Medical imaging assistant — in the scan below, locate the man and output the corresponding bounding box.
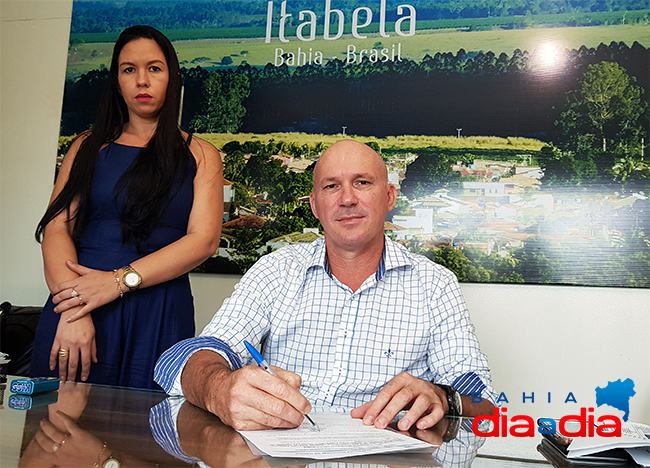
[155,140,497,431]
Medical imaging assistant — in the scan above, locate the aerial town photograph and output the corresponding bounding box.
[59,0,649,287]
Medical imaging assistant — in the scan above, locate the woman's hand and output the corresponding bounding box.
[34,411,106,467]
[49,310,97,381]
[52,261,121,322]
[48,381,92,423]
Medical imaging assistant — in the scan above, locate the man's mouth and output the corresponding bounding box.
[336,213,365,223]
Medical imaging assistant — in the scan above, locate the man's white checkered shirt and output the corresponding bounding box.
[155,236,498,408]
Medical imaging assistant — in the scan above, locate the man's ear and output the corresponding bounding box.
[309,192,320,219]
[386,184,397,212]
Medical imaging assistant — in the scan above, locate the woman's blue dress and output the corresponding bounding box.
[31,142,197,389]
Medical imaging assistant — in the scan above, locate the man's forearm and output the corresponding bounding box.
[181,350,232,414]
[460,395,495,417]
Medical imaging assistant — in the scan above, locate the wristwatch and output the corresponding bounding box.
[441,413,461,442]
[437,384,463,417]
[102,456,121,468]
[121,265,142,291]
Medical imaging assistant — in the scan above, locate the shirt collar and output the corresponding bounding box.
[307,237,329,274]
[381,236,414,276]
[308,236,413,281]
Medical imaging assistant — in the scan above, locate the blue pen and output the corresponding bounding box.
[244,340,320,431]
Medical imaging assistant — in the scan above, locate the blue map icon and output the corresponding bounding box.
[595,378,636,422]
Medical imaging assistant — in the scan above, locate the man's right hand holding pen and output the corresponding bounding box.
[181,346,461,433]
[181,348,313,431]
[243,341,320,431]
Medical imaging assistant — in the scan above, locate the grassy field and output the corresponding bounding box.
[65,23,649,78]
[58,133,545,154]
[69,9,648,43]
[196,132,546,152]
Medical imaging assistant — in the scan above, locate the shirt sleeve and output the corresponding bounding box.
[427,269,499,407]
[433,423,487,467]
[149,397,201,464]
[154,336,243,395]
[154,254,283,395]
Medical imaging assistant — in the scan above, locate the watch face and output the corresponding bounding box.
[104,459,120,468]
[453,391,463,415]
[124,272,139,287]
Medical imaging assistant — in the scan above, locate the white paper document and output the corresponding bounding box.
[627,446,650,468]
[237,412,437,460]
[568,421,650,458]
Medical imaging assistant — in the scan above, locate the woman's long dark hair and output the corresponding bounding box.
[36,25,191,253]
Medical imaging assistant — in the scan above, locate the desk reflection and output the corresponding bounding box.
[17,382,185,467]
[150,397,487,468]
[15,382,487,468]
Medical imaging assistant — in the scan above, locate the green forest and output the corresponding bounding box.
[70,0,649,37]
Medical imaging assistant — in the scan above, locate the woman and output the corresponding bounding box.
[31,25,223,389]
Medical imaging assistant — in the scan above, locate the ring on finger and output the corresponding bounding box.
[58,348,69,358]
[78,296,84,305]
[52,433,69,452]
[71,289,79,298]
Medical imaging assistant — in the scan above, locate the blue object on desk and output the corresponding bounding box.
[243,340,320,431]
[10,377,60,395]
[8,391,59,410]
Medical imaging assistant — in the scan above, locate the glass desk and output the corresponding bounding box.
[0,378,634,468]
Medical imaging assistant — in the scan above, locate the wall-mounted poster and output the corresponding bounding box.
[60,0,649,287]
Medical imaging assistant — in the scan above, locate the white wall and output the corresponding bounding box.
[462,283,649,424]
[1,0,72,305]
[2,0,648,425]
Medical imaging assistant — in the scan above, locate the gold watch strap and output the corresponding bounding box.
[121,264,141,291]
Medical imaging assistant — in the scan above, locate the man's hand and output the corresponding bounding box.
[393,417,449,447]
[178,401,271,468]
[350,372,448,431]
[182,350,313,431]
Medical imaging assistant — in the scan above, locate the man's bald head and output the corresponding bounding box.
[313,140,387,186]
[309,139,396,256]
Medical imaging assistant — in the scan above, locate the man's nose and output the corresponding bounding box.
[339,184,357,205]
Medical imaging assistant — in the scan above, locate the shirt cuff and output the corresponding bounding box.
[149,397,201,465]
[154,336,243,395]
[452,372,499,407]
